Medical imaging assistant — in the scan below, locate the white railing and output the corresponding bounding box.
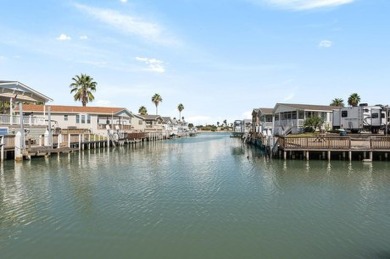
[275,119,304,128]
[0,115,47,126]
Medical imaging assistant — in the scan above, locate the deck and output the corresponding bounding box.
[276,135,390,161]
[1,132,153,160]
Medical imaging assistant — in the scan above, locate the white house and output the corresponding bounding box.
[273,103,337,135]
[17,104,145,135]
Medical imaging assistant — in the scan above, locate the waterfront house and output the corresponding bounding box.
[17,104,144,135]
[0,81,53,130]
[273,103,337,135]
[142,115,164,132]
[162,116,174,137]
[252,108,274,136]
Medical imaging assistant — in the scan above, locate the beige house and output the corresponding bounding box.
[142,115,164,132]
[252,108,273,136]
[18,104,145,134]
[273,103,337,135]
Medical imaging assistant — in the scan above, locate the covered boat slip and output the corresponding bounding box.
[277,135,390,161]
[0,80,53,127]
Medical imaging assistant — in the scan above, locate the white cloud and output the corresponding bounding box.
[136,57,165,73]
[120,0,128,3]
[80,35,88,40]
[253,0,354,10]
[56,33,71,41]
[74,3,179,45]
[319,40,333,48]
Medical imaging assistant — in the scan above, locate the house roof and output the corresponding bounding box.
[18,104,133,116]
[143,115,163,121]
[0,81,53,103]
[258,108,273,115]
[162,116,173,123]
[274,103,338,112]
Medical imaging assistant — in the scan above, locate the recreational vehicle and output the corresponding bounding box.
[333,104,383,133]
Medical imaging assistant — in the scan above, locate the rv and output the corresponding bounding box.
[333,104,383,133]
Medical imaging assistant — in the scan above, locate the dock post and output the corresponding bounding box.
[44,130,50,146]
[68,134,71,148]
[369,151,373,161]
[79,134,82,150]
[284,151,287,160]
[15,131,23,161]
[349,151,352,161]
[328,151,331,161]
[306,151,310,161]
[0,137,3,161]
[88,134,91,150]
[58,134,63,148]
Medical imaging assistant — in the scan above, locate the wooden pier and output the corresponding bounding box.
[1,131,165,161]
[276,135,390,161]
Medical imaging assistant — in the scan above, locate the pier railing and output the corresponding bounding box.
[278,135,390,150]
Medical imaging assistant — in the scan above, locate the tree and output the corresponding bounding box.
[223,119,227,126]
[217,121,220,127]
[138,106,148,116]
[151,93,162,115]
[304,116,324,132]
[70,74,97,106]
[188,123,194,129]
[348,93,361,107]
[177,103,184,120]
[330,98,345,107]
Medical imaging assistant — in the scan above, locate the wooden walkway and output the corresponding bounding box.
[1,132,158,161]
[277,135,390,161]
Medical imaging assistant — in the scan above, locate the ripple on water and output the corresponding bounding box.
[1,135,390,258]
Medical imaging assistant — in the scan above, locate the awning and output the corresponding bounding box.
[0,80,53,103]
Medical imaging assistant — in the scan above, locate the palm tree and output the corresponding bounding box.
[348,93,361,107]
[223,119,227,126]
[330,98,345,107]
[151,93,162,115]
[177,103,184,120]
[70,74,97,106]
[138,106,148,116]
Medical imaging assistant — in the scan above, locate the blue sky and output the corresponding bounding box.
[1,0,389,125]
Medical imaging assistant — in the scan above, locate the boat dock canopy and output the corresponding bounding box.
[0,80,53,103]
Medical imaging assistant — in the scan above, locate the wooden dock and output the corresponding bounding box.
[1,131,164,161]
[276,135,390,161]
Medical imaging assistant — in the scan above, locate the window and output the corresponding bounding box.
[87,115,91,124]
[81,115,85,124]
[372,113,379,119]
[76,115,80,123]
[298,111,304,119]
[341,111,348,117]
[139,120,143,125]
[64,115,68,121]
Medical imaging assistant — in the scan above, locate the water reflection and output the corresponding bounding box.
[0,134,390,258]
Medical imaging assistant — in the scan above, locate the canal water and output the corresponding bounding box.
[1,133,390,258]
